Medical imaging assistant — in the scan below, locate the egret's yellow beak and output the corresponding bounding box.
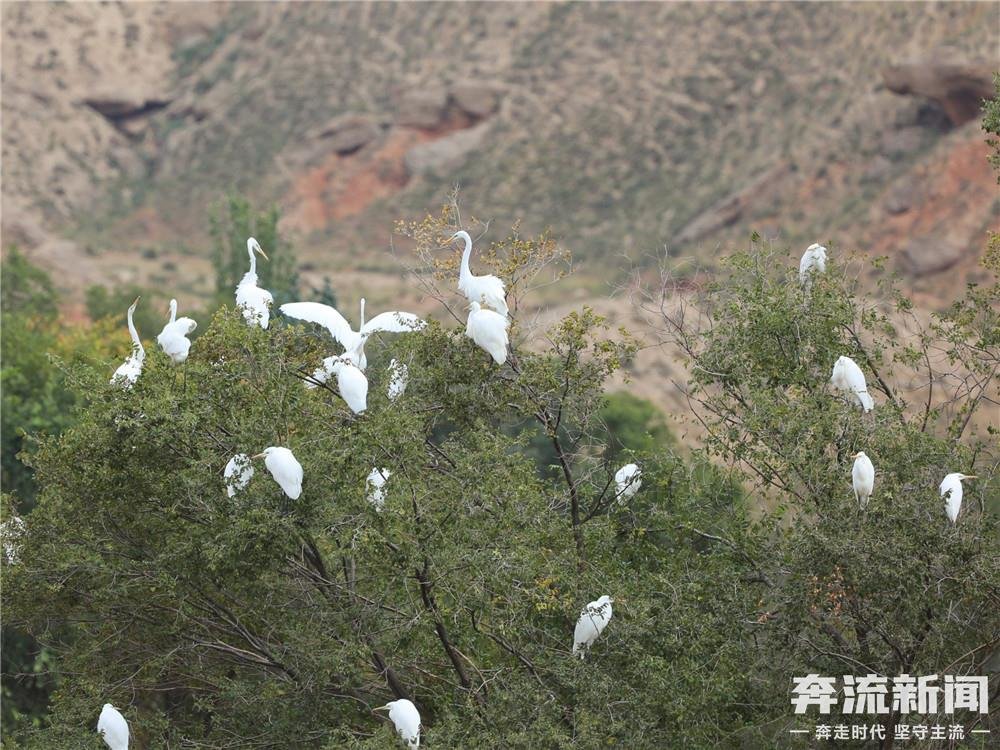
[250,452,265,460]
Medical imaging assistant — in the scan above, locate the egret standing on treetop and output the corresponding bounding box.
[279,299,425,371]
[466,301,509,365]
[573,595,614,659]
[387,359,409,401]
[224,454,254,498]
[940,472,977,524]
[851,452,875,509]
[614,463,642,502]
[111,297,144,388]
[366,468,391,511]
[236,238,273,329]
[157,298,197,364]
[831,356,874,413]
[374,699,421,748]
[97,703,129,750]
[451,230,509,317]
[799,243,828,287]
[251,447,303,500]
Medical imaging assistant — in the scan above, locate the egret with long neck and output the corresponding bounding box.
[236,238,273,329]
[452,230,509,318]
[111,297,145,388]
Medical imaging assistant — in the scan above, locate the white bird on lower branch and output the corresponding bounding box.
[573,595,614,659]
[374,698,421,748]
[251,447,303,500]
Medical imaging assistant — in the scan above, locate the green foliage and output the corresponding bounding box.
[209,194,299,308]
[4,220,998,748]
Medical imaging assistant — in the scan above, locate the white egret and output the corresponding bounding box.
[97,703,129,750]
[451,230,509,317]
[573,595,614,659]
[614,463,642,502]
[251,447,303,500]
[236,238,273,329]
[280,300,424,371]
[374,699,421,748]
[157,298,197,364]
[940,472,977,524]
[799,243,828,287]
[366,468,391,511]
[224,453,254,498]
[851,451,875,509]
[831,356,874,413]
[387,359,409,401]
[110,297,144,388]
[465,301,509,365]
[1,514,26,564]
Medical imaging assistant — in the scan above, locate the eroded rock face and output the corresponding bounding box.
[404,121,490,175]
[900,235,967,276]
[313,113,381,155]
[450,80,500,119]
[882,56,996,126]
[395,87,449,128]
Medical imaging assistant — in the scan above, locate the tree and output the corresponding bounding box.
[638,237,999,746]
[4,205,997,748]
[210,194,299,309]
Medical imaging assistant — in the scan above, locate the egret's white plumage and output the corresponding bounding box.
[799,243,828,286]
[252,447,303,500]
[236,238,273,329]
[940,472,976,524]
[366,468,391,511]
[111,297,145,388]
[573,595,614,659]
[279,300,424,371]
[614,463,642,502]
[387,359,409,401]
[831,356,874,412]
[97,703,129,750]
[375,699,421,748]
[465,301,509,365]
[452,230,509,317]
[157,299,197,364]
[1,514,26,564]
[224,453,254,498]
[851,452,875,509]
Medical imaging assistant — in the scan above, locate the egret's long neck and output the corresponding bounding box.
[247,247,257,277]
[359,298,366,329]
[169,300,177,323]
[127,308,144,357]
[459,233,473,280]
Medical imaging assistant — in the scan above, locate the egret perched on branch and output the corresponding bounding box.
[940,472,977,524]
[615,463,642,502]
[157,298,197,364]
[831,356,874,413]
[451,230,509,317]
[366,468,391,511]
[224,454,254,498]
[236,238,273,329]
[111,297,144,388]
[799,243,828,287]
[97,703,129,750]
[280,299,425,371]
[251,447,303,500]
[307,348,369,413]
[851,452,875,509]
[387,359,409,401]
[1,514,25,564]
[573,595,614,659]
[374,699,421,748]
[466,301,509,365]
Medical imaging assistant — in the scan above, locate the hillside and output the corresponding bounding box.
[2,2,997,312]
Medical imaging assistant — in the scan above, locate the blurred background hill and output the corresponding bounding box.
[2,1,997,418]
